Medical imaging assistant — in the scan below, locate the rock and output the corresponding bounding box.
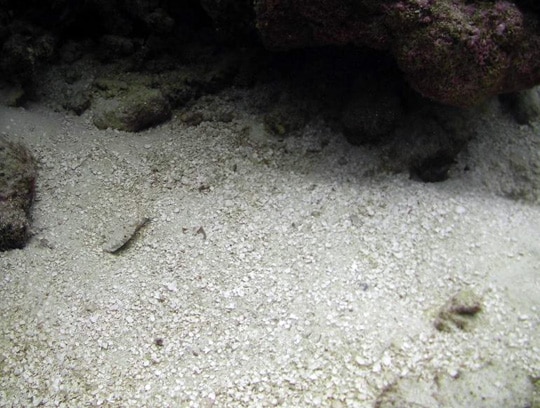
[93,86,171,132]
[0,29,56,81]
[375,363,534,408]
[2,1,540,108]
[385,0,537,106]
[62,88,91,115]
[500,86,540,125]
[252,0,540,107]
[0,201,32,251]
[89,58,239,132]
[0,139,37,251]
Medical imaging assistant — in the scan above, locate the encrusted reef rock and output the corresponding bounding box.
[1,0,540,108]
[93,86,171,132]
[386,1,540,107]
[0,28,56,82]
[252,0,540,107]
[0,139,37,251]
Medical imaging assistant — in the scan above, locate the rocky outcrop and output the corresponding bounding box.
[0,26,56,82]
[1,0,539,108]
[0,139,36,251]
[253,0,540,107]
[92,84,171,132]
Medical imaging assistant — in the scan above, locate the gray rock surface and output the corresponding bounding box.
[93,86,171,132]
[0,138,36,250]
[252,0,540,106]
[2,0,539,108]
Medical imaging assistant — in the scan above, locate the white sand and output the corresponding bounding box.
[0,92,539,407]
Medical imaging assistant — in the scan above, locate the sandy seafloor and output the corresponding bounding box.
[0,90,539,407]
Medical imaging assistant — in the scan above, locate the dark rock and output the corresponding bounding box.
[93,86,171,132]
[385,0,537,106]
[2,0,539,109]
[0,139,37,251]
[0,29,56,81]
[0,201,32,251]
[62,88,91,115]
[252,0,540,107]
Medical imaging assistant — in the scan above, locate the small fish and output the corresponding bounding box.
[103,216,150,253]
